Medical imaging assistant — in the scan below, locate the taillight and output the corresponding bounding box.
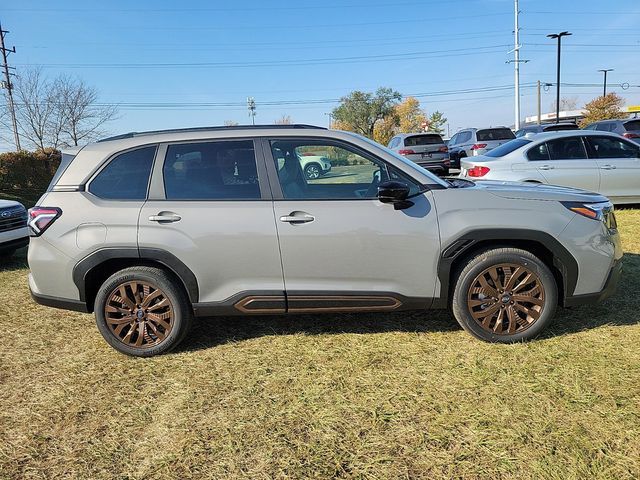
[623,132,640,139]
[28,207,62,236]
[439,146,449,153]
[466,166,490,177]
[398,149,415,155]
[470,143,488,150]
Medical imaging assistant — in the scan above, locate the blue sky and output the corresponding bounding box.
[1,0,639,148]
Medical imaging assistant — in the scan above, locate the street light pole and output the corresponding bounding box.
[598,69,613,97]
[547,31,571,124]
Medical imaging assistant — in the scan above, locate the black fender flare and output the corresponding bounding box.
[434,228,578,308]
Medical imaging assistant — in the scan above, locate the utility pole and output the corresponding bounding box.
[0,22,20,150]
[537,80,541,125]
[247,97,256,125]
[513,0,521,130]
[547,31,571,124]
[598,69,613,97]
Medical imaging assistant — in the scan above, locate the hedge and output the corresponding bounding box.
[0,149,61,207]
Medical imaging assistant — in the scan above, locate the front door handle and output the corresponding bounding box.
[538,164,554,170]
[279,211,315,224]
[149,212,182,223]
[600,164,617,170]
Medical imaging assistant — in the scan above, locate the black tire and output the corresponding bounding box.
[94,266,193,357]
[304,163,322,179]
[451,248,557,343]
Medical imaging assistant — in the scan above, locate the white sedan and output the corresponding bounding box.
[459,130,640,204]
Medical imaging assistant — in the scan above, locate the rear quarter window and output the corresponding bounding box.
[476,128,516,141]
[624,120,640,131]
[89,146,157,200]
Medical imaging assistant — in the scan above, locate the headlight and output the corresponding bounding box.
[561,201,616,228]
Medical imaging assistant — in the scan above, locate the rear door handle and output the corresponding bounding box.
[279,211,315,224]
[538,164,554,170]
[600,164,617,170]
[149,212,182,223]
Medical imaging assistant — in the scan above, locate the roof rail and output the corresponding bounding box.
[97,124,326,142]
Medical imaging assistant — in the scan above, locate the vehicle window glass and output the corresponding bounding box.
[485,139,531,157]
[544,124,579,131]
[404,134,443,146]
[387,137,396,148]
[595,123,611,131]
[583,123,597,130]
[527,143,550,161]
[449,133,458,145]
[458,131,472,143]
[89,146,156,200]
[546,137,587,160]
[624,120,640,132]
[476,128,516,141]
[163,140,260,200]
[270,140,420,200]
[587,136,640,159]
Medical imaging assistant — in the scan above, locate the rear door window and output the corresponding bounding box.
[546,137,588,160]
[527,143,550,161]
[624,120,640,132]
[476,128,516,141]
[163,140,261,200]
[89,146,157,200]
[403,134,443,146]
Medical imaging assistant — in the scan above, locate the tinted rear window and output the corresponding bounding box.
[89,146,156,200]
[543,124,579,131]
[404,134,443,146]
[476,128,516,141]
[624,120,640,131]
[485,139,531,157]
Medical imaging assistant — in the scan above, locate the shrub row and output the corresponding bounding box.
[0,149,61,206]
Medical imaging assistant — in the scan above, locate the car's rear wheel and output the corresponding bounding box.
[304,163,321,179]
[94,266,193,357]
[451,248,557,343]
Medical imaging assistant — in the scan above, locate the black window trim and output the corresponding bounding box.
[86,144,159,201]
[259,136,425,202]
[155,137,272,202]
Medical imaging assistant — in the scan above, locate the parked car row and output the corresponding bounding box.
[0,200,29,258]
[459,130,640,204]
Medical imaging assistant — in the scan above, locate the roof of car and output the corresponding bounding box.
[395,132,443,137]
[526,130,623,140]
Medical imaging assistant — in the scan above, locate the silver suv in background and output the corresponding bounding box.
[28,125,622,356]
[387,132,450,175]
[515,122,579,137]
[583,118,640,144]
[448,127,516,167]
[0,200,28,258]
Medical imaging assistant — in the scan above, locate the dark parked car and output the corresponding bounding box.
[515,122,579,137]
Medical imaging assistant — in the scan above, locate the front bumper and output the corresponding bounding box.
[564,257,622,307]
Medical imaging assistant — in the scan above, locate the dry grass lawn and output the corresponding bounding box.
[1,210,639,479]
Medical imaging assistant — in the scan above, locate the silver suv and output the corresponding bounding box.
[448,127,516,167]
[28,125,622,356]
[387,133,450,175]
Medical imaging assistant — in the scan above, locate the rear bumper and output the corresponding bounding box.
[29,272,89,313]
[564,258,622,307]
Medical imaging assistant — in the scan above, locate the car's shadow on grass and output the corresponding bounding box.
[180,253,640,352]
[0,247,28,273]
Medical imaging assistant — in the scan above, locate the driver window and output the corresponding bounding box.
[270,140,419,200]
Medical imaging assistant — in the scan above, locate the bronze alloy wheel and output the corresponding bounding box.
[467,263,545,335]
[104,281,174,349]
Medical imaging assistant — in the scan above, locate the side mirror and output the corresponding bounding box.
[377,181,413,210]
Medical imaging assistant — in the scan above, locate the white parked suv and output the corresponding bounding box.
[459,131,640,204]
[0,200,29,258]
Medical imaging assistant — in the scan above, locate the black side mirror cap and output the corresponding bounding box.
[378,180,410,204]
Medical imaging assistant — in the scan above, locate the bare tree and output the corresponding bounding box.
[274,114,292,125]
[550,96,579,112]
[55,76,118,146]
[13,68,59,150]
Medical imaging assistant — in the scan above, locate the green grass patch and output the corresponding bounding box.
[1,211,639,479]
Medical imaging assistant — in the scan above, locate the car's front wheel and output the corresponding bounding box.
[451,248,557,343]
[94,266,193,357]
[304,163,321,179]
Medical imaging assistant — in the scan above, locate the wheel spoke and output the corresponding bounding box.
[493,308,505,333]
[118,286,136,310]
[148,298,169,311]
[504,266,524,291]
[107,315,134,325]
[477,275,499,298]
[512,273,533,293]
[141,289,163,308]
[471,302,501,320]
[512,295,544,306]
[487,267,503,290]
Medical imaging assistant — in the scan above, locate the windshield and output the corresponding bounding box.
[484,138,531,157]
[349,133,449,188]
[477,128,516,141]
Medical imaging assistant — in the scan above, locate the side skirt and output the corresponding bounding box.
[192,291,434,317]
